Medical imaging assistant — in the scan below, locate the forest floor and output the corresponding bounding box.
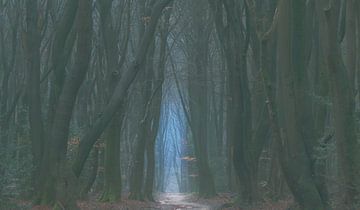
[12,193,292,209]
[77,193,232,210]
[77,193,292,210]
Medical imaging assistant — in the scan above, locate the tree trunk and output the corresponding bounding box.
[25,0,45,197]
[100,116,122,202]
[98,0,126,202]
[38,0,92,207]
[72,0,173,177]
[144,8,170,199]
[80,146,99,198]
[345,0,356,90]
[187,1,216,197]
[46,0,79,128]
[275,1,326,209]
[209,0,260,203]
[129,34,156,200]
[324,1,360,206]
[128,118,147,200]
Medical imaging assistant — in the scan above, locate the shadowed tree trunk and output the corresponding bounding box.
[244,0,329,208]
[97,0,129,202]
[6,0,360,209]
[275,1,326,209]
[80,146,99,198]
[128,73,151,200]
[35,0,80,204]
[46,0,79,128]
[143,76,162,201]
[324,1,360,207]
[128,4,156,196]
[209,0,256,204]
[38,0,93,207]
[186,0,216,198]
[345,0,356,90]
[72,0,173,178]
[144,7,171,200]
[100,115,122,202]
[25,0,45,196]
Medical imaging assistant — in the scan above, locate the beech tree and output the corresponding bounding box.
[1,0,360,209]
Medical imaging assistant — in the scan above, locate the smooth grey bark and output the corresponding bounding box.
[129,1,153,200]
[246,0,328,208]
[345,0,356,90]
[209,0,256,203]
[275,1,325,209]
[144,7,171,198]
[47,0,79,127]
[129,72,151,200]
[324,1,360,206]
[143,16,169,198]
[186,0,216,198]
[25,0,45,196]
[73,0,173,177]
[0,1,21,197]
[100,116,122,202]
[38,0,93,207]
[98,0,128,202]
[80,146,99,197]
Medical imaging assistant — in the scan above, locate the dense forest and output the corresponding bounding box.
[0,0,359,209]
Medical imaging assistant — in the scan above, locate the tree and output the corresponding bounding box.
[37,0,93,207]
[185,0,216,198]
[275,1,326,209]
[97,0,129,202]
[209,0,260,203]
[72,0,173,178]
[324,0,360,207]
[2,0,360,209]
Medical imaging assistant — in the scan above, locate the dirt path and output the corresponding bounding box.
[27,193,231,209]
[76,193,227,209]
[158,193,216,209]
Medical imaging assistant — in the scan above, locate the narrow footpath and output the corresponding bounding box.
[159,193,217,210]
